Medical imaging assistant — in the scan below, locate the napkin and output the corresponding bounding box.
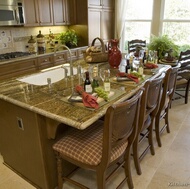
[116,72,139,83]
[75,85,99,109]
[144,63,158,69]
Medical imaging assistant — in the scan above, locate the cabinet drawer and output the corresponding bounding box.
[68,50,78,60]
[53,53,67,63]
[37,55,53,69]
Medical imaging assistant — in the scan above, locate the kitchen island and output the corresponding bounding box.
[0,61,169,189]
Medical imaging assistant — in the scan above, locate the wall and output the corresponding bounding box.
[0,26,69,54]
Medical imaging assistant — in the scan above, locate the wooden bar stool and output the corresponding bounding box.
[52,90,143,189]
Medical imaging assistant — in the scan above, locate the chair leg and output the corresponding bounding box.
[56,154,63,189]
[185,82,190,104]
[165,107,170,133]
[97,169,106,189]
[155,114,162,147]
[124,146,134,189]
[132,135,142,175]
[148,122,155,155]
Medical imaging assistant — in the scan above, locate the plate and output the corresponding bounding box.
[159,59,178,66]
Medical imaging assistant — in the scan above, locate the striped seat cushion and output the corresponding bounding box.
[53,120,128,166]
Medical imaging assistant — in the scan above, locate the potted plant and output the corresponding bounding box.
[148,34,179,60]
[58,29,78,48]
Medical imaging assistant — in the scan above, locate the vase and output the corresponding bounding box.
[108,39,122,69]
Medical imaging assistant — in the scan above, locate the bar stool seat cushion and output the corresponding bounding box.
[53,120,128,166]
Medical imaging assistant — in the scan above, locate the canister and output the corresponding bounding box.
[28,35,36,53]
[37,30,46,54]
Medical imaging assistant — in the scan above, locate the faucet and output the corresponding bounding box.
[54,44,73,76]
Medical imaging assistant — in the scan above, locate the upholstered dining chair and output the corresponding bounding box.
[128,39,146,54]
[175,50,190,104]
[155,66,179,147]
[53,90,143,189]
[133,73,165,175]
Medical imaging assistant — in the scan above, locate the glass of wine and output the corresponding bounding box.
[99,68,110,85]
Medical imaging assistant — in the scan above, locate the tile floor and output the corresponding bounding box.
[0,96,190,189]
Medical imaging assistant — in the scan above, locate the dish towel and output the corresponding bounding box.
[116,72,139,83]
[75,85,99,109]
[144,63,158,69]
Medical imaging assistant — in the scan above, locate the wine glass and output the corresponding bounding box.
[132,57,140,72]
[99,68,110,83]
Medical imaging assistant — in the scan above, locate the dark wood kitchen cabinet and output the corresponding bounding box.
[52,0,76,25]
[0,58,37,80]
[88,0,114,45]
[75,0,114,46]
[23,0,53,26]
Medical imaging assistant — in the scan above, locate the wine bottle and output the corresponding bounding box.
[91,67,99,92]
[84,71,92,93]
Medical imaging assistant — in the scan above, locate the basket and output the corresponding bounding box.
[83,37,108,63]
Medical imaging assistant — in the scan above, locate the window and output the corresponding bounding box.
[123,0,154,52]
[122,0,190,52]
[162,0,190,46]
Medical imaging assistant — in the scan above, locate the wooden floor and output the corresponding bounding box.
[0,95,190,189]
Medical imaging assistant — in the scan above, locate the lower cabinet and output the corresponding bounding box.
[0,100,75,189]
[0,47,87,81]
[0,58,37,80]
[0,100,54,189]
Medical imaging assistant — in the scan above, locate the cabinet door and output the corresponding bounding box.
[38,0,53,25]
[88,8,101,45]
[101,9,114,42]
[65,0,76,25]
[88,0,114,8]
[88,0,101,7]
[53,0,66,25]
[102,0,114,8]
[23,0,40,26]
[53,0,75,25]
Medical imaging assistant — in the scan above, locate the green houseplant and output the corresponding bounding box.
[58,29,78,47]
[148,34,179,60]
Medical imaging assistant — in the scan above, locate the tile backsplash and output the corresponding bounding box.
[0,26,68,54]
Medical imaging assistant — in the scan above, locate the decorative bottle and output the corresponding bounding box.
[84,71,92,93]
[108,39,122,69]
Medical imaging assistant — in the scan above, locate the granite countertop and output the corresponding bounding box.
[0,62,169,131]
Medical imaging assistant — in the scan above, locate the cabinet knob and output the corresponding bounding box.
[44,59,48,62]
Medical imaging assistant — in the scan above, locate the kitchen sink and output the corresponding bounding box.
[17,64,83,86]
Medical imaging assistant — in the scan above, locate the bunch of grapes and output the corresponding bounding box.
[94,87,109,101]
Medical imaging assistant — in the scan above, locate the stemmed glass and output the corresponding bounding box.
[99,68,110,83]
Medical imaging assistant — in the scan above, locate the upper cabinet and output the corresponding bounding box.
[88,0,115,45]
[52,0,76,25]
[24,0,53,26]
[23,0,75,26]
[88,0,114,8]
